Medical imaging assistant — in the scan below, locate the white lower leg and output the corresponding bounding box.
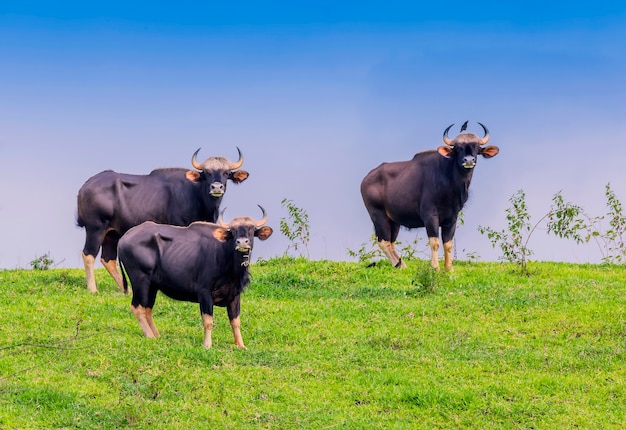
[378,240,405,268]
[230,316,245,349]
[443,240,454,271]
[391,246,407,268]
[131,305,157,338]
[202,314,214,349]
[145,307,160,338]
[429,237,440,270]
[82,253,98,293]
[101,258,125,292]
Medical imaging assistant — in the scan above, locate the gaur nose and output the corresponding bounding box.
[210,182,225,193]
[464,156,476,164]
[236,238,251,248]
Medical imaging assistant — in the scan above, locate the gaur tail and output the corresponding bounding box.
[118,260,129,294]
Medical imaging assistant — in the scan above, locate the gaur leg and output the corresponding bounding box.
[443,241,453,271]
[370,210,406,268]
[82,253,97,293]
[428,237,441,270]
[378,240,395,265]
[144,307,160,338]
[130,278,159,338]
[378,240,406,268]
[82,226,107,293]
[202,314,214,349]
[229,317,244,349]
[143,288,160,337]
[131,304,158,338]
[425,221,441,271]
[101,232,125,292]
[199,291,215,349]
[227,296,245,349]
[441,222,457,271]
[387,223,406,268]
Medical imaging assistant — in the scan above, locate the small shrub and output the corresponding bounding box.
[603,183,626,263]
[398,234,424,261]
[346,234,385,263]
[280,198,311,258]
[545,191,586,244]
[411,261,439,294]
[30,253,55,271]
[479,190,533,275]
[480,185,626,273]
[547,184,626,264]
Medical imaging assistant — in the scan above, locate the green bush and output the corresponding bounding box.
[29,253,55,270]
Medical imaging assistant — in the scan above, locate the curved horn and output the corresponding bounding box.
[217,208,229,228]
[191,148,203,170]
[477,122,490,145]
[230,147,244,170]
[255,205,268,227]
[443,124,455,146]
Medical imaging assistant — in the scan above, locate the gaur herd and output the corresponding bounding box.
[77,121,499,348]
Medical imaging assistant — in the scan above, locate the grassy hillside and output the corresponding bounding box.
[1,259,624,429]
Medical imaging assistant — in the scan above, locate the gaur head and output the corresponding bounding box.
[437,122,499,169]
[185,147,249,197]
[214,205,273,253]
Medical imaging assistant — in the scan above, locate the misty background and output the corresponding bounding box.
[1,2,626,269]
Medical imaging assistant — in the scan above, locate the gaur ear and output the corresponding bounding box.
[212,228,231,242]
[186,170,202,182]
[230,170,249,183]
[255,226,273,241]
[480,145,499,159]
[437,146,453,158]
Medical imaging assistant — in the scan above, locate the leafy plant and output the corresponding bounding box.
[602,183,626,263]
[545,191,586,243]
[346,233,385,263]
[480,185,626,273]
[547,184,626,264]
[398,234,424,261]
[411,260,440,294]
[279,198,311,258]
[479,190,533,274]
[29,252,55,270]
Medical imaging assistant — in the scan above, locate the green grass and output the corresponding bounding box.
[1,258,624,428]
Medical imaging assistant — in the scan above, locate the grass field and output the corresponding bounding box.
[1,258,624,428]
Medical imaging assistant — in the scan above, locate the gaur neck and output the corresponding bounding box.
[443,158,474,206]
[446,158,474,185]
[232,251,251,293]
[203,197,222,223]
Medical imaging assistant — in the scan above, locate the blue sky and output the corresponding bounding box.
[1,2,626,268]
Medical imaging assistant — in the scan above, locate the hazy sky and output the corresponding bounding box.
[1,1,626,268]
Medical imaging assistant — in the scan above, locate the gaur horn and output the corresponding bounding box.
[443,124,455,146]
[191,148,203,170]
[477,122,490,145]
[218,208,229,229]
[255,205,268,227]
[230,147,244,170]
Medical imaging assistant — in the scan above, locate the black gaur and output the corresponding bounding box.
[361,122,499,270]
